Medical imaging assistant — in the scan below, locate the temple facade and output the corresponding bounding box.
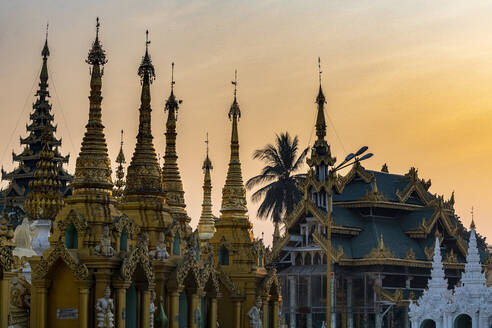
[271,80,492,328]
[0,33,72,226]
[0,19,280,328]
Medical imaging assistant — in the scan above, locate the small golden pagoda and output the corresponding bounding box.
[197,136,215,245]
[209,72,281,328]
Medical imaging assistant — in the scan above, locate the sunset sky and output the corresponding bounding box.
[1,1,491,245]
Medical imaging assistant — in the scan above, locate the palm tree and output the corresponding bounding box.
[246,132,309,227]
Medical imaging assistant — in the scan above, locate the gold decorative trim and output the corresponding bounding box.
[364,234,395,259]
[32,239,89,280]
[120,235,155,285]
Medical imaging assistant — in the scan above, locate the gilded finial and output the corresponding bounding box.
[202,133,213,171]
[318,56,322,86]
[138,30,155,83]
[120,129,124,147]
[232,69,238,99]
[145,30,150,52]
[171,62,175,92]
[470,206,476,229]
[86,17,108,66]
[41,22,50,59]
[228,70,241,120]
[96,17,100,39]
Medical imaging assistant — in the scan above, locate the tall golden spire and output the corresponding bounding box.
[307,58,336,167]
[73,17,113,192]
[162,63,188,220]
[198,133,215,242]
[124,30,163,196]
[221,70,248,217]
[24,125,64,220]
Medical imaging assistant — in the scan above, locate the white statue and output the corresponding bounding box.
[247,296,262,328]
[96,285,114,328]
[95,225,114,257]
[321,321,327,328]
[152,232,168,260]
[13,218,38,258]
[149,290,156,328]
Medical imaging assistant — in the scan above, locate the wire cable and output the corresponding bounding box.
[0,67,41,168]
[48,66,76,152]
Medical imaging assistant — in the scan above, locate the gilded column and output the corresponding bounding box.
[36,280,50,328]
[169,291,179,328]
[233,300,242,328]
[272,300,280,328]
[78,281,91,328]
[261,297,269,328]
[189,291,199,328]
[114,281,129,328]
[141,289,151,328]
[0,274,12,328]
[209,297,218,328]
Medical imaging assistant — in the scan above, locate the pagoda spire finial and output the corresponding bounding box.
[198,133,214,242]
[162,62,187,220]
[221,71,248,216]
[42,22,50,59]
[470,206,476,229]
[306,57,336,167]
[171,62,175,92]
[73,18,112,192]
[39,23,50,95]
[228,70,241,120]
[124,30,162,196]
[315,57,326,141]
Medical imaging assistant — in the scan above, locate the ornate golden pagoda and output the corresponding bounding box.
[162,63,188,222]
[197,135,215,244]
[24,125,64,220]
[119,30,174,248]
[210,72,281,327]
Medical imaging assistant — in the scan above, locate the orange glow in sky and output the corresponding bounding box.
[1,1,491,245]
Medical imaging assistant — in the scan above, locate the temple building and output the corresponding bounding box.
[0,31,72,226]
[0,19,281,328]
[271,77,491,328]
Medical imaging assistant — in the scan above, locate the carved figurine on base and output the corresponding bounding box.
[151,232,168,260]
[95,225,114,257]
[96,285,115,328]
[247,296,263,328]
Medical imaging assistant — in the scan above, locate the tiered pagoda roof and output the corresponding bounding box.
[1,33,72,220]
